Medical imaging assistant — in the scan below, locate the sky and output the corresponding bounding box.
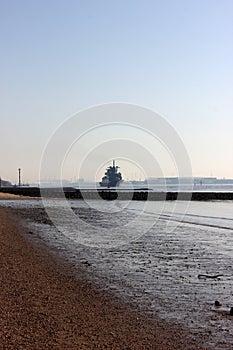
[1,0,233,184]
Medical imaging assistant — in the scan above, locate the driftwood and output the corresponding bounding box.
[198,274,223,279]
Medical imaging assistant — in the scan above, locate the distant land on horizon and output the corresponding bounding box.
[1,176,233,188]
[0,178,12,187]
[36,176,233,188]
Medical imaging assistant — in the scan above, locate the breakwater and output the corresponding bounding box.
[1,187,233,201]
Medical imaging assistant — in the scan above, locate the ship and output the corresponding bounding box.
[99,160,123,187]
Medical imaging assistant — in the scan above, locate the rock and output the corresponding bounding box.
[214,300,221,307]
[230,307,233,316]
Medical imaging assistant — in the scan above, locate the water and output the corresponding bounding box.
[1,198,233,349]
[76,181,233,192]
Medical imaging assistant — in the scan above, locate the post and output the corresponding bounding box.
[18,168,21,187]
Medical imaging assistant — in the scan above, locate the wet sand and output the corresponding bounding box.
[0,206,208,350]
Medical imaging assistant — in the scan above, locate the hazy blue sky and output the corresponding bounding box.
[1,0,233,183]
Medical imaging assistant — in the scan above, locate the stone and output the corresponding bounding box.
[214,300,221,307]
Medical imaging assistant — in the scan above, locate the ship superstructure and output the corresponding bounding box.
[99,160,123,187]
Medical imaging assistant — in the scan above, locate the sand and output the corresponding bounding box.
[0,206,208,349]
[0,193,38,200]
[0,192,23,199]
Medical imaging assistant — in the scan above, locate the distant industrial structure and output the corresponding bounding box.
[0,177,12,187]
[146,177,233,185]
[0,168,29,188]
[18,168,21,187]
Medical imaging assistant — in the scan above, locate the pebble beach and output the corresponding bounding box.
[0,197,210,350]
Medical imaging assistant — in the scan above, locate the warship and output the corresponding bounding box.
[99,160,123,187]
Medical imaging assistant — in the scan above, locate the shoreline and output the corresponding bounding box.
[0,206,209,349]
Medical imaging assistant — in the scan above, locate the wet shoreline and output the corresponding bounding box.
[0,205,210,349]
[1,197,233,349]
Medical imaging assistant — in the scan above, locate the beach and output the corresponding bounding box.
[0,202,210,350]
